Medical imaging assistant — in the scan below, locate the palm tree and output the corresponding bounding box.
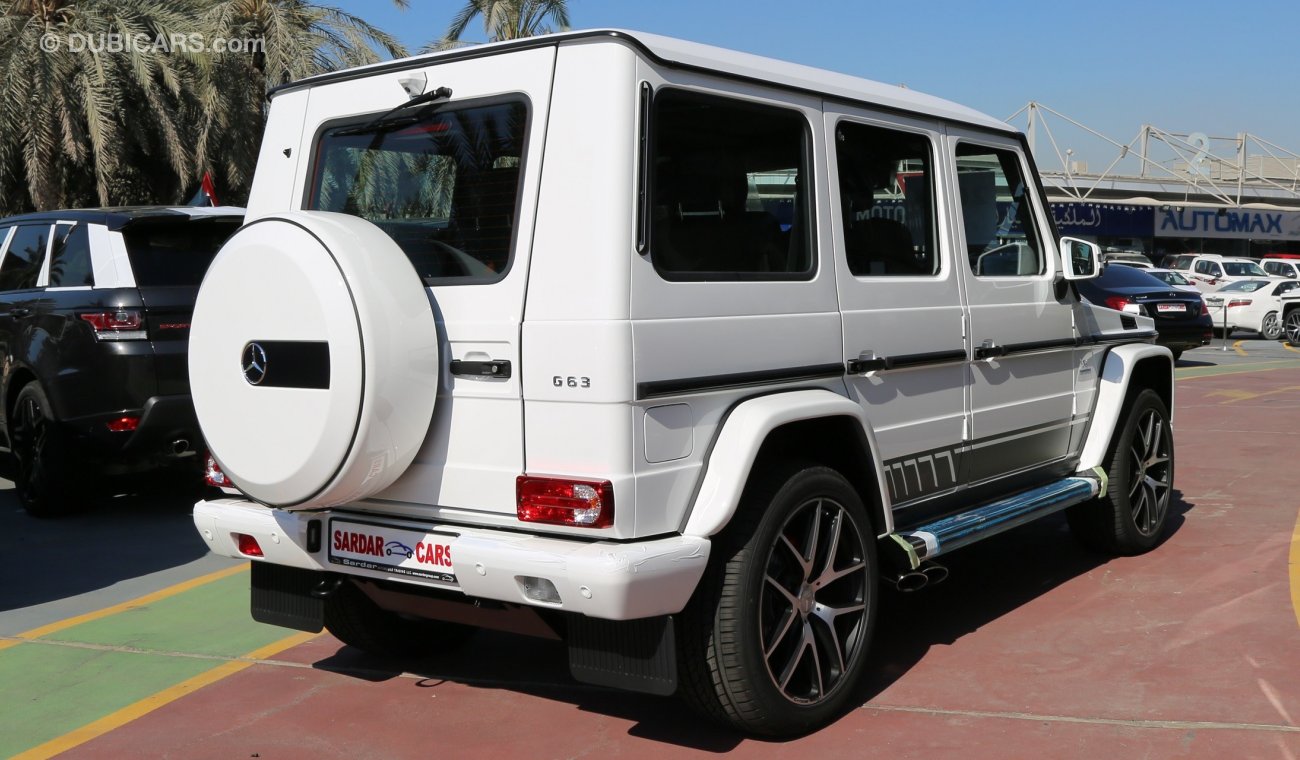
[0,0,412,213]
[197,0,411,201]
[0,0,209,210]
[431,0,569,51]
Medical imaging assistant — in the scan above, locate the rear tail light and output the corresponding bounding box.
[1226,299,1252,308]
[1104,296,1142,314]
[205,454,229,488]
[517,476,614,528]
[1200,300,1209,316]
[80,310,146,341]
[105,415,140,432]
[234,533,263,557]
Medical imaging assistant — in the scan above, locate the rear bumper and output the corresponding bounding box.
[65,394,201,469]
[193,499,710,621]
[1154,324,1213,351]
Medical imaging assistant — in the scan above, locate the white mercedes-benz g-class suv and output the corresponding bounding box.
[188,30,1174,736]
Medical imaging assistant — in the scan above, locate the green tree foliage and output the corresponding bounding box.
[431,0,568,51]
[0,0,409,214]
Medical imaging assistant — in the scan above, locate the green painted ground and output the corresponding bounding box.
[0,572,291,757]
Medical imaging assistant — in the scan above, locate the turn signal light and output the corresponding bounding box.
[517,476,614,528]
[234,533,263,557]
[80,310,147,341]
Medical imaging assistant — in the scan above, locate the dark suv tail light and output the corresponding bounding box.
[80,310,147,341]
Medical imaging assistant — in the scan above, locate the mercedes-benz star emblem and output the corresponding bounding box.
[242,342,268,386]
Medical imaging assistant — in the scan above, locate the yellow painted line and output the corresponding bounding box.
[1293,505,1300,632]
[1232,340,1248,357]
[12,630,318,760]
[0,563,248,652]
[1285,342,1300,355]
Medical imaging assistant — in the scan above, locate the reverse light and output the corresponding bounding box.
[80,310,146,341]
[234,533,263,557]
[1104,296,1142,314]
[1226,299,1252,309]
[205,454,229,488]
[517,476,614,528]
[105,415,140,432]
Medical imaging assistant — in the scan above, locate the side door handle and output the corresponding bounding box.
[449,359,511,378]
[974,340,1005,360]
[10,307,32,319]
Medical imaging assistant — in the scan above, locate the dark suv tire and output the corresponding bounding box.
[11,382,80,517]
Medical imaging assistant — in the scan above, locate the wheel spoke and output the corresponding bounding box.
[778,534,811,578]
[801,500,823,578]
[814,509,843,582]
[777,625,813,691]
[764,604,799,658]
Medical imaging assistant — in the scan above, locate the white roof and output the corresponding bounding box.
[276,29,1013,134]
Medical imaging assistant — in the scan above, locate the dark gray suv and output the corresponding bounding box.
[0,207,243,516]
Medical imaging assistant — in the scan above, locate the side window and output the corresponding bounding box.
[835,121,938,276]
[650,89,811,279]
[48,223,94,287]
[954,143,1044,277]
[1264,261,1279,275]
[0,224,50,291]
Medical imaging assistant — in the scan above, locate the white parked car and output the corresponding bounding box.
[1185,254,1271,292]
[1203,279,1300,339]
[1261,257,1300,279]
[182,30,1174,736]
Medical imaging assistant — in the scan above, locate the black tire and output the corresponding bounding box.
[1261,311,1282,341]
[1284,309,1300,345]
[10,382,80,518]
[678,464,878,737]
[1068,388,1174,555]
[324,579,476,658]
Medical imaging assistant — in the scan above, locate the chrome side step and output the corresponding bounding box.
[890,476,1099,568]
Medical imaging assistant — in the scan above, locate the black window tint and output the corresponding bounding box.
[49,223,94,287]
[122,219,240,287]
[954,144,1044,277]
[0,224,50,290]
[650,90,811,279]
[835,121,938,276]
[309,101,527,283]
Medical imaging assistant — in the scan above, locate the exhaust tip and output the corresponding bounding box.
[920,561,949,586]
[171,438,191,456]
[893,570,929,592]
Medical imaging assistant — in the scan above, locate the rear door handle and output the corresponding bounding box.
[974,340,1005,360]
[10,308,31,319]
[449,359,511,378]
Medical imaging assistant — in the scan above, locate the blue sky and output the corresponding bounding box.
[336,1,1300,169]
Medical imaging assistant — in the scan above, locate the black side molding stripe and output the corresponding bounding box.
[847,349,968,374]
[1077,331,1159,346]
[637,363,844,400]
[999,338,1079,356]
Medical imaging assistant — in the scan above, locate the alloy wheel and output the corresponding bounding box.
[1127,408,1171,537]
[759,497,870,705]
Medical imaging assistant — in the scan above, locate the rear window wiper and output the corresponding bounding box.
[334,86,453,136]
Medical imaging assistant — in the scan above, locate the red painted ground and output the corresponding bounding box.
[64,369,1300,759]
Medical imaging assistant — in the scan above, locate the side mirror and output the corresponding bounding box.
[1059,237,1101,280]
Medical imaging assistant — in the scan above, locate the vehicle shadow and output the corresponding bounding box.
[0,471,211,614]
[308,492,1195,750]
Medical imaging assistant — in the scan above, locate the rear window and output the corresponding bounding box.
[1219,280,1268,292]
[308,100,528,283]
[1097,264,1171,287]
[122,218,241,287]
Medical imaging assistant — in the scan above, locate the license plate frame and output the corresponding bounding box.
[327,518,458,585]
[1157,302,1187,313]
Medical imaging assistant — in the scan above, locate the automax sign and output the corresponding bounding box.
[1154,208,1300,241]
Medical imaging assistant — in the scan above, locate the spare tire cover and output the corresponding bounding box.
[189,211,438,508]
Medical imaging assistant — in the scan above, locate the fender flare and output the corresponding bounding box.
[681,389,892,538]
[1076,343,1174,471]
